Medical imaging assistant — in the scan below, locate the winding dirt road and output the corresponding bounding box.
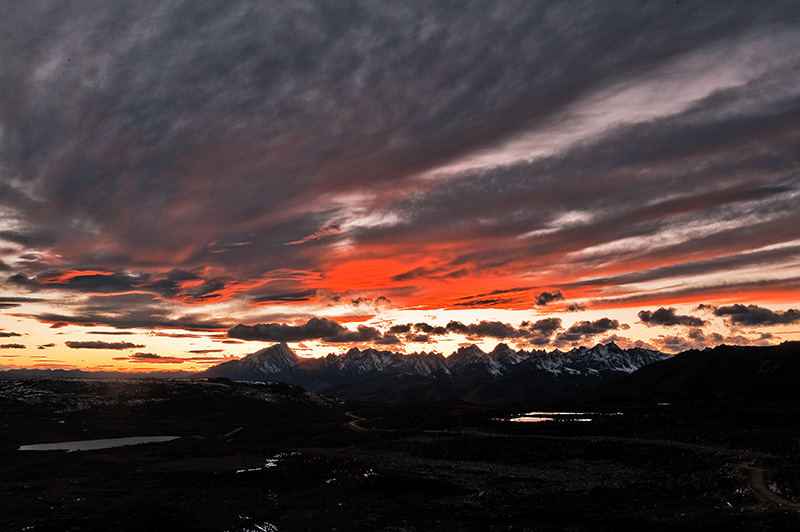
[343,411,799,513]
[344,411,369,432]
[741,463,800,510]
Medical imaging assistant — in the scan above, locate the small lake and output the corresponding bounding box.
[18,436,180,452]
[506,411,623,423]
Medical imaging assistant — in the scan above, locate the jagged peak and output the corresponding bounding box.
[341,347,397,359]
[491,343,514,355]
[243,342,300,366]
[456,344,485,356]
[209,340,668,382]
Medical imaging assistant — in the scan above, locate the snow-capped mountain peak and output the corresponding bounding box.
[203,341,669,402]
[240,342,300,373]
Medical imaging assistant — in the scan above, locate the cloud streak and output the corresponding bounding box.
[712,304,800,327]
[638,308,706,327]
[65,341,146,350]
[1,2,798,364]
[228,317,400,345]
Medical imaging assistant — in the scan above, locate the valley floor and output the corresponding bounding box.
[1,379,800,531]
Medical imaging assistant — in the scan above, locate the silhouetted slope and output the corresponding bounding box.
[203,341,667,404]
[590,341,800,404]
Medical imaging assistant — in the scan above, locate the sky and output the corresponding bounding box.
[1,1,800,371]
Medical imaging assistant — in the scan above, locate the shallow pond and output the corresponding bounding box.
[18,436,179,452]
[506,411,623,423]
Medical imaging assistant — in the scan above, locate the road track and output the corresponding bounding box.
[343,412,799,512]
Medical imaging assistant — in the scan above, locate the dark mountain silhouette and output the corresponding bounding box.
[0,368,192,380]
[589,341,800,404]
[202,341,668,404]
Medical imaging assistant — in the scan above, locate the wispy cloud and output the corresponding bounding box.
[711,304,800,327]
[2,2,798,362]
[65,341,145,350]
[638,308,706,327]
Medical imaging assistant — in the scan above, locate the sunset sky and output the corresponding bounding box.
[2,1,799,371]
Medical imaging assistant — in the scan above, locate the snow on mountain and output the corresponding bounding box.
[334,347,403,373]
[239,342,300,373]
[201,341,670,404]
[446,344,493,373]
[204,341,667,382]
[538,342,668,376]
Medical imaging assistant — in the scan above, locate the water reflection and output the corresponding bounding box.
[235,451,300,473]
[506,411,623,423]
[18,436,179,452]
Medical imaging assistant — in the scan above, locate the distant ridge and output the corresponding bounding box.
[589,341,800,404]
[0,368,193,380]
[202,341,668,404]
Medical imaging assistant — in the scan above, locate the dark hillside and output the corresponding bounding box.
[590,342,800,404]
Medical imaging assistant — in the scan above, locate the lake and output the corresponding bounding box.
[18,436,180,452]
[507,411,623,423]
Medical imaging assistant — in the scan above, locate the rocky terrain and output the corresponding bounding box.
[590,341,800,405]
[2,370,800,531]
[202,341,668,404]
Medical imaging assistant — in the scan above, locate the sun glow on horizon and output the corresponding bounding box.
[2,3,799,372]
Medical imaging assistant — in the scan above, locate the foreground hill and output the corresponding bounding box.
[203,342,668,404]
[0,378,340,451]
[590,341,800,404]
[5,377,800,531]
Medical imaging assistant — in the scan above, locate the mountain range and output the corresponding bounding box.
[202,342,669,404]
[590,341,800,405]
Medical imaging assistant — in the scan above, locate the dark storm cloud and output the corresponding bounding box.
[638,307,706,327]
[361,47,800,295]
[388,323,411,334]
[413,322,447,335]
[229,316,563,345]
[519,317,562,346]
[564,242,800,292]
[29,311,229,331]
[386,317,563,344]
[0,343,25,349]
[392,267,469,283]
[404,333,431,343]
[125,352,187,363]
[10,269,231,302]
[522,317,562,336]
[373,333,402,346]
[228,317,395,344]
[712,304,800,326]
[554,318,625,345]
[650,327,769,353]
[592,277,800,308]
[391,267,438,283]
[0,230,55,247]
[452,287,546,308]
[8,274,235,335]
[130,352,163,359]
[534,290,564,306]
[0,331,22,338]
[446,320,521,339]
[10,272,137,293]
[383,113,800,280]
[0,297,45,306]
[2,0,799,318]
[65,341,145,350]
[250,290,317,304]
